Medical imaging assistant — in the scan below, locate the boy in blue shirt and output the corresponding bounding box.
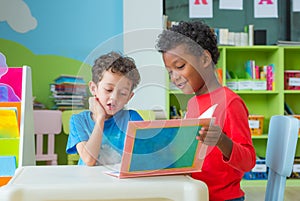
[66,51,143,166]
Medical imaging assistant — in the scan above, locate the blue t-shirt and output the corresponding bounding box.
[66,109,143,165]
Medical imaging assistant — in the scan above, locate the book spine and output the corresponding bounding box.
[245,60,251,78]
[251,60,256,79]
[240,32,248,46]
[255,65,260,79]
[248,24,254,46]
[214,28,220,44]
[266,65,273,90]
[219,28,229,45]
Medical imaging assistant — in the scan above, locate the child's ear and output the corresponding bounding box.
[127,92,134,102]
[202,50,212,68]
[89,81,97,96]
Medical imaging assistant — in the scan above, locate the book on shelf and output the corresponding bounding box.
[50,83,87,96]
[226,61,275,91]
[266,64,274,91]
[33,101,46,110]
[52,105,86,111]
[50,75,88,110]
[54,74,85,84]
[214,28,229,45]
[248,24,254,46]
[52,94,85,99]
[55,102,85,106]
[277,40,300,46]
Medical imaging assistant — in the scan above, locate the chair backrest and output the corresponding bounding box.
[61,110,85,165]
[265,115,299,201]
[33,110,62,135]
[33,110,62,165]
[61,110,86,134]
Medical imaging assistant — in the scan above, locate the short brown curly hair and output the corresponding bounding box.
[92,51,140,90]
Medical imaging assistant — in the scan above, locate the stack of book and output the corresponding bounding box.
[213,27,249,46]
[50,75,88,110]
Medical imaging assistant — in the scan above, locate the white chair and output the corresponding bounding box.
[264,115,299,201]
[33,110,62,165]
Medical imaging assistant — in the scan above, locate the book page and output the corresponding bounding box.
[197,104,218,159]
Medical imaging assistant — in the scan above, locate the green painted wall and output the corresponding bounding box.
[0,38,92,165]
[0,39,91,109]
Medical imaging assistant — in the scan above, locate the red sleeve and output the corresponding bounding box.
[222,98,256,172]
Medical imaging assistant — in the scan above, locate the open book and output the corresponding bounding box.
[105,117,213,179]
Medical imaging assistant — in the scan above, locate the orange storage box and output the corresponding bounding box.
[248,115,264,135]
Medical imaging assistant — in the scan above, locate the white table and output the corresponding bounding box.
[0,165,208,201]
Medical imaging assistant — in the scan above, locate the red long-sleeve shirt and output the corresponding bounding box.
[187,87,256,201]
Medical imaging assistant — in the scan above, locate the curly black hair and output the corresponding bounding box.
[156,21,220,65]
[92,51,140,90]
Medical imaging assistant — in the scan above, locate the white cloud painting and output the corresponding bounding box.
[0,0,37,33]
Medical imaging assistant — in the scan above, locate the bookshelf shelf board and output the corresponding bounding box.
[282,46,300,50]
[251,135,300,140]
[169,90,185,94]
[251,135,268,139]
[234,91,279,95]
[284,90,300,94]
[224,45,278,51]
[170,90,279,95]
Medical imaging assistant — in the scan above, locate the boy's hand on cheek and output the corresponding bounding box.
[89,96,106,121]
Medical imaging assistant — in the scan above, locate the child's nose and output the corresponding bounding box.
[171,71,180,81]
[110,91,118,100]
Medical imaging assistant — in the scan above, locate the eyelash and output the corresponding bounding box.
[105,88,113,92]
[104,88,128,96]
[177,64,185,69]
[168,64,185,77]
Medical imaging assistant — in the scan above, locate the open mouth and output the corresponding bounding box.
[107,103,116,111]
[176,81,188,89]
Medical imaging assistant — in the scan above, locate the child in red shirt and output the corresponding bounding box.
[156,21,256,201]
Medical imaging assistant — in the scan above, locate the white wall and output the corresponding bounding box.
[123,0,167,114]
